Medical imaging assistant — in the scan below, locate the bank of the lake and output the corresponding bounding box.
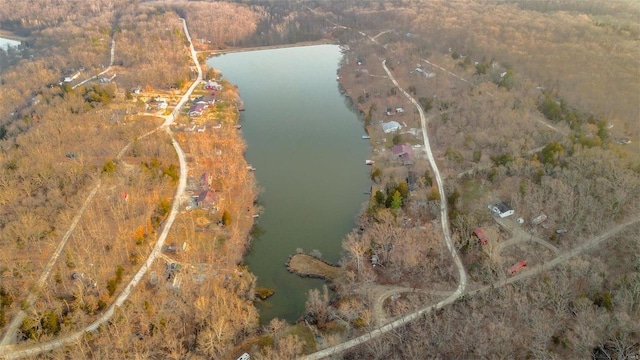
[207,45,370,323]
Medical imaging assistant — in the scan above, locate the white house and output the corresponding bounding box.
[382,121,402,133]
[490,202,514,218]
[64,71,81,83]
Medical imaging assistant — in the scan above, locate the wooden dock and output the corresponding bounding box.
[236,98,245,111]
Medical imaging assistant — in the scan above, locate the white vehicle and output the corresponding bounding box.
[237,353,250,360]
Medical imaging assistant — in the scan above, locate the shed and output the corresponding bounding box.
[508,260,527,275]
[473,228,488,245]
[532,214,548,225]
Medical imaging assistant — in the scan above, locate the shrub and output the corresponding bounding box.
[428,186,441,201]
[222,210,232,226]
[102,159,117,174]
[106,279,117,296]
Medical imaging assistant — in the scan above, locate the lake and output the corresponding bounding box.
[207,44,370,323]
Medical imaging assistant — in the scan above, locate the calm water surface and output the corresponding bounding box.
[207,45,370,323]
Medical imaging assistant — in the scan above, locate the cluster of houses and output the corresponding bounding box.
[188,80,221,117]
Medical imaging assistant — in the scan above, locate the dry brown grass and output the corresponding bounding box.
[287,254,342,280]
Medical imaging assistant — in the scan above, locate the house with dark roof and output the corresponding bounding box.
[197,190,219,208]
[194,94,215,105]
[189,103,206,117]
[490,202,514,218]
[200,172,212,188]
[392,143,415,165]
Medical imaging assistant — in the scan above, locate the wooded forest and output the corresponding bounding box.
[0,0,638,359]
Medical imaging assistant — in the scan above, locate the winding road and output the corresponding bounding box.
[1,35,119,348]
[0,18,199,359]
[300,58,470,360]
[3,12,637,360]
[300,55,640,359]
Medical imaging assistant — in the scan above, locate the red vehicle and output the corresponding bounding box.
[509,260,527,275]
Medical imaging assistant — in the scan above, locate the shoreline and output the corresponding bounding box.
[200,38,337,58]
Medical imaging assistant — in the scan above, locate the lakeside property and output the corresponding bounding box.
[208,44,371,323]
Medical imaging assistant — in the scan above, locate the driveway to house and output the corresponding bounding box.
[494,216,560,255]
[303,215,638,359]
[73,37,117,89]
[0,18,199,359]
[366,285,453,326]
[470,217,640,296]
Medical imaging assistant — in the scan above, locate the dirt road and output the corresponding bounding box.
[0,18,198,359]
[381,59,468,296]
[302,217,639,359]
[494,217,560,255]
